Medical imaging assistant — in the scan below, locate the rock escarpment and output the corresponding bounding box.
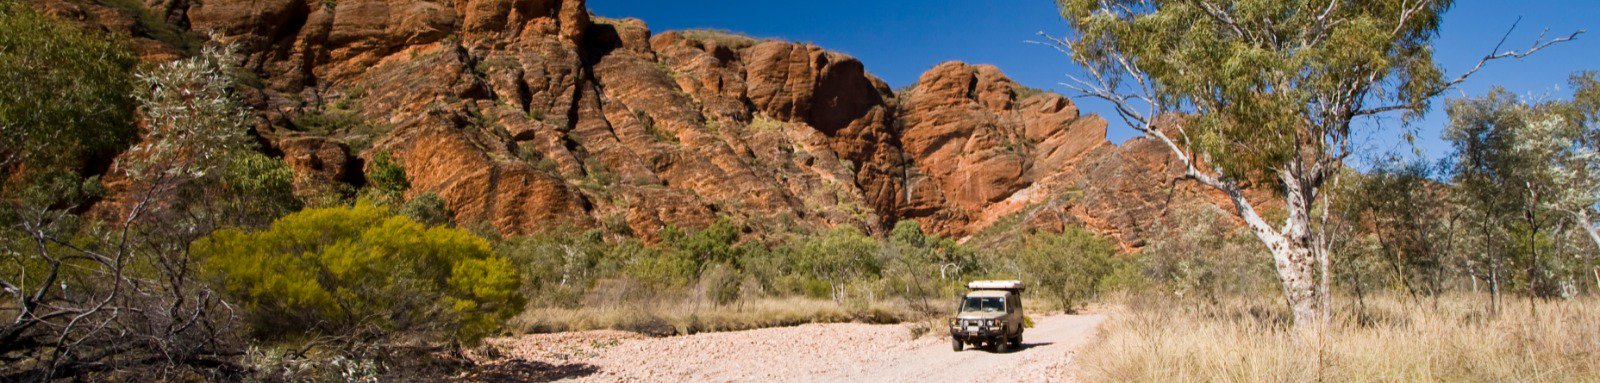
[46,0,1234,247]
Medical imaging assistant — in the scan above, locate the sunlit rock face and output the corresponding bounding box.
[55,0,1239,246]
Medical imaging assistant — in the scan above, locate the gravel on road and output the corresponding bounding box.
[479,314,1106,382]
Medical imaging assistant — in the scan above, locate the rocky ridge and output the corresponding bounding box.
[39,0,1234,247]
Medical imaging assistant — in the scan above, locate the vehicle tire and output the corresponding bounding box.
[995,338,1010,353]
[1011,333,1023,348]
[951,337,963,352]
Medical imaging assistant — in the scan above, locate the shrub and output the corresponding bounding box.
[498,228,622,306]
[0,34,286,380]
[1016,227,1118,313]
[1141,204,1277,300]
[195,204,523,347]
[0,0,135,182]
[363,151,409,200]
[125,43,254,181]
[883,221,977,313]
[699,263,743,305]
[679,29,769,49]
[788,226,883,301]
[623,242,697,289]
[211,151,303,227]
[401,192,451,226]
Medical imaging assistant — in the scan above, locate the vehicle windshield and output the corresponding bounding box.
[961,297,1005,313]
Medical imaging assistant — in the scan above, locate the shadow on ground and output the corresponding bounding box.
[968,341,1056,353]
[471,359,600,382]
[1016,342,1055,351]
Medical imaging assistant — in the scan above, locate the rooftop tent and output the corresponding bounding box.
[967,280,1023,292]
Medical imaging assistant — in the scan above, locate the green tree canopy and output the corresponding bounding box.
[194,204,523,346]
[791,226,883,301]
[1446,83,1598,299]
[1017,227,1117,313]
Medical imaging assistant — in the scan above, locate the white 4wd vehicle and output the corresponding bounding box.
[949,280,1023,352]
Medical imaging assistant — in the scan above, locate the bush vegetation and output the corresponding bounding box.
[1016,226,1119,313]
[0,0,136,180]
[1080,294,1600,382]
[194,204,524,347]
[495,220,1001,334]
[0,16,301,380]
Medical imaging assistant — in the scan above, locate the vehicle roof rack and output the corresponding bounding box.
[966,280,1023,292]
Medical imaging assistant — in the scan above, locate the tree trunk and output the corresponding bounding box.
[1489,265,1501,314]
[1222,171,1320,326]
[1574,211,1600,258]
[1144,124,1323,327]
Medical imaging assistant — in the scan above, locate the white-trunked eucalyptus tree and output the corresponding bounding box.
[1042,0,1579,326]
[1558,73,1600,271]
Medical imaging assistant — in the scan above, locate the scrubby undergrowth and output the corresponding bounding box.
[1078,294,1600,382]
[512,297,922,336]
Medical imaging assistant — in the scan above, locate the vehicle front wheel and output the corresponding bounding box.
[951,337,963,352]
[1011,334,1022,348]
[995,338,1010,353]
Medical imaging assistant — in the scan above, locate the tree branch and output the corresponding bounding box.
[1357,19,1584,117]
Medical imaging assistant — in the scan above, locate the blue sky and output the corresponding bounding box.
[589,1,1599,166]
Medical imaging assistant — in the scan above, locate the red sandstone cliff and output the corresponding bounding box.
[38,0,1242,247]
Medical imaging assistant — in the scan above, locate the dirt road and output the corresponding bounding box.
[481,314,1106,382]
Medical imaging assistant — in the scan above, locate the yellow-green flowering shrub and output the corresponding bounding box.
[194,204,522,346]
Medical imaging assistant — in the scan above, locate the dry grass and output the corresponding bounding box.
[510,297,920,336]
[678,29,770,49]
[1078,294,1600,382]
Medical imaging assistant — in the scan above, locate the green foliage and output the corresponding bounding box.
[622,237,698,289]
[293,109,364,136]
[1340,157,1454,299]
[1058,0,1450,181]
[581,158,619,190]
[883,221,977,312]
[665,219,747,266]
[788,226,883,301]
[1011,85,1050,100]
[401,192,452,226]
[1446,86,1595,298]
[97,0,200,53]
[500,218,986,320]
[1015,227,1119,313]
[0,1,135,182]
[0,34,307,380]
[517,144,561,173]
[499,228,626,306]
[634,109,677,143]
[699,263,743,305]
[1140,204,1277,300]
[292,94,387,152]
[749,116,786,131]
[195,204,524,345]
[127,43,255,181]
[213,151,303,226]
[362,151,410,203]
[501,221,761,309]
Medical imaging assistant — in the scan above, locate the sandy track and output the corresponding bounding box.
[481,314,1105,382]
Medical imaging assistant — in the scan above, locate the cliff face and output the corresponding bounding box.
[42,0,1233,247]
